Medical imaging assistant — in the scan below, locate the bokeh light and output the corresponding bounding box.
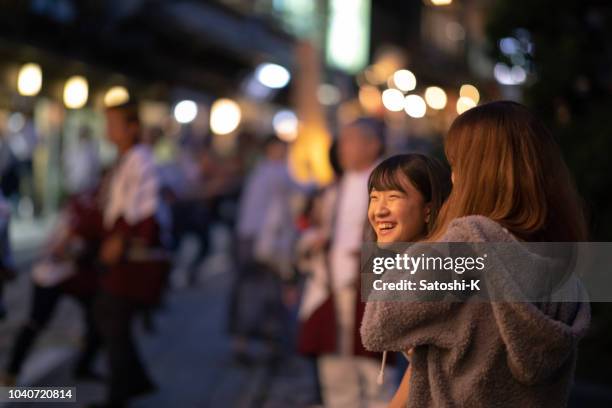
[404,94,427,118]
[255,63,291,89]
[382,88,405,112]
[17,63,42,96]
[104,86,130,107]
[424,86,447,110]
[63,76,88,109]
[358,85,382,114]
[273,110,298,142]
[317,84,341,105]
[210,98,241,135]
[174,100,198,124]
[459,84,480,104]
[392,69,416,92]
[456,96,477,114]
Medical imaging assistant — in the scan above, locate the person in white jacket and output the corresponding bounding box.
[230,136,299,362]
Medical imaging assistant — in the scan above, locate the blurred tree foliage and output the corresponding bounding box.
[487,0,612,388]
[487,0,612,240]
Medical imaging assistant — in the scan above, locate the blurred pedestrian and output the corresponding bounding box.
[0,190,15,321]
[229,135,298,363]
[168,148,241,286]
[293,140,342,405]
[0,132,19,200]
[63,126,100,195]
[296,118,391,407]
[92,102,170,408]
[1,182,104,386]
[8,113,38,217]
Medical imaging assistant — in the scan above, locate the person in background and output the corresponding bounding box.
[230,135,297,363]
[0,190,15,321]
[296,117,390,408]
[361,101,590,408]
[294,140,341,406]
[0,132,19,201]
[63,126,100,195]
[93,102,170,408]
[1,181,104,386]
[168,147,242,286]
[8,112,38,218]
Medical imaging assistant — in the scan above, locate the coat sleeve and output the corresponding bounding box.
[360,219,477,352]
[360,297,465,352]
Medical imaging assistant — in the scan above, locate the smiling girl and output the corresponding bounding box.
[366,154,451,407]
[367,154,451,243]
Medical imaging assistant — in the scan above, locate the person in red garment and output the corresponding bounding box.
[296,118,393,407]
[2,186,104,386]
[93,102,170,408]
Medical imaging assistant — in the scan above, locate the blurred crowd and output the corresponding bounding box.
[0,91,415,407]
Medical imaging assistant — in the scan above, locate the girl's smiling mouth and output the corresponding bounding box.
[377,221,398,235]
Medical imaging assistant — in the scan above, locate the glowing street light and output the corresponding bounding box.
[382,88,405,112]
[404,94,427,118]
[424,86,447,110]
[104,86,130,107]
[392,69,416,92]
[456,96,477,114]
[431,0,452,5]
[273,110,298,142]
[255,63,291,89]
[459,84,480,104]
[210,98,241,135]
[63,76,88,109]
[174,100,198,124]
[317,84,341,106]
[17,63,42,96]
[359,85,382,113]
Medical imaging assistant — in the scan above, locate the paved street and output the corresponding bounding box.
[0,225,319,408]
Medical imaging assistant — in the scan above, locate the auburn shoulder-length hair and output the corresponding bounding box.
[430,101,587,242]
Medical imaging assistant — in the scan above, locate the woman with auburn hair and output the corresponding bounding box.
[432,100,587,242]
[361,101,590,407]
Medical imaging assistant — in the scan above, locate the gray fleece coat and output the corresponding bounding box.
[360,216,590,408]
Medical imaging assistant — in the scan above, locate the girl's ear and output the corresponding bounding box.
[424,203,432,223]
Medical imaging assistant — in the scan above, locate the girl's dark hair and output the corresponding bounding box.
[368,154,452,235]
[328,139,343,178]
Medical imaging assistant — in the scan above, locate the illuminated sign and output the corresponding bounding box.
[325,0,371,74]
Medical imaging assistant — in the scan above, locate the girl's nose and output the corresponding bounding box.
[374,201,391,217]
